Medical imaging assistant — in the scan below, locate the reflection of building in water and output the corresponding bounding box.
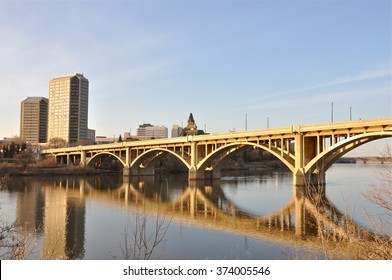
[16,180,45,233]
[43,179,86,259]
[44,185,68,259]
[14,178,86,259]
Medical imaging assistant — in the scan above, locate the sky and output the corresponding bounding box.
[0,0,391,156]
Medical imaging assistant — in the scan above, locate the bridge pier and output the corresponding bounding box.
[293,172,305,186]
[189,167,205,180]
[80,151,86,167]
[123,166,130,177]
[293,169,326,187]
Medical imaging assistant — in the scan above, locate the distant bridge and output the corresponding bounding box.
[43,117,392,185]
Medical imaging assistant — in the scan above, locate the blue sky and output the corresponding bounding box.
[0,0,391,155]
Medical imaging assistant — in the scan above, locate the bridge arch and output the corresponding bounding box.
[87,152,126,168]
[305,131,392,175]
[131,148,191,171]
[197,142,295,174]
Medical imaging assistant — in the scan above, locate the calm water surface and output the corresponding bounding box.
[0,163,388,260]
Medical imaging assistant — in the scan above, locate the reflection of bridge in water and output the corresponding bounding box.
[12,175,376,259]
[80,176,372,249]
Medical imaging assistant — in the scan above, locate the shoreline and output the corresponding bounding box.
[0,166,121,177]
[1,160,364,178]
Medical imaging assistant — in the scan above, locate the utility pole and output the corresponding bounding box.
[267,117,269,129]
[350,106,352,121]
[331,102,334,123]
[245,113,248,131]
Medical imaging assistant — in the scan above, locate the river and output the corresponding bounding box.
[0,163,389,260]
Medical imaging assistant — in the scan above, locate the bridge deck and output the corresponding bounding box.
[42,117,392,183]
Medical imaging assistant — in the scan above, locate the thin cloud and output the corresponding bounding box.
[232,68,391,111]
[263,68,391,99]
[237,86,390,111]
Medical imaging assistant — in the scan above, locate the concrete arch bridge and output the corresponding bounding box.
[42,117,392,185]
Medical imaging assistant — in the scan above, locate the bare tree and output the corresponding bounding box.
[0,221,37,260]
[121,206,171,260]
[0,176,37,259]
[0,175,9,189]
[49,137,67,149]
[15,150,34,169]
[358,145,392,260]
[304,146,392,260]
[365,146,392,216]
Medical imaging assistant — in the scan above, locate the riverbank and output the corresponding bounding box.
[0,164,120,177]
[0,159,290,177]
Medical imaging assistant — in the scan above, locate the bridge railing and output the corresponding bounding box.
[42,117,391,155]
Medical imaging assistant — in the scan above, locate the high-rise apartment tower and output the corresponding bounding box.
[48,73,89,144]
[20,97,48,143]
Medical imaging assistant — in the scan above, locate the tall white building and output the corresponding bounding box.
[47,73,89,144]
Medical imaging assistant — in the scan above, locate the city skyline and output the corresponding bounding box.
[0,0,391,156]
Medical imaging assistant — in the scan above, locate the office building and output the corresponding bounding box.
[145,126,168,139]
[136,123,168,139]
[48,73,89,144]
[20,97,48,143]
[171,124,183,138]
[136,123,154,137]
[87,129,96,143]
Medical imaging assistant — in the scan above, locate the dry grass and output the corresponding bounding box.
[305,147,392,260]
[33,157,57,168]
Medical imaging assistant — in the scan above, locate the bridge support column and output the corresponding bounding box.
[293,171,326,187]
[189,167,205,180]
[189,141,205,180]
[293,133,305,186]
[80,151,86,167]
[293,170,305,186]
[123,166,130,177]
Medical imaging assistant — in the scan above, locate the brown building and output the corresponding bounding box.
[20,97,48,143]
